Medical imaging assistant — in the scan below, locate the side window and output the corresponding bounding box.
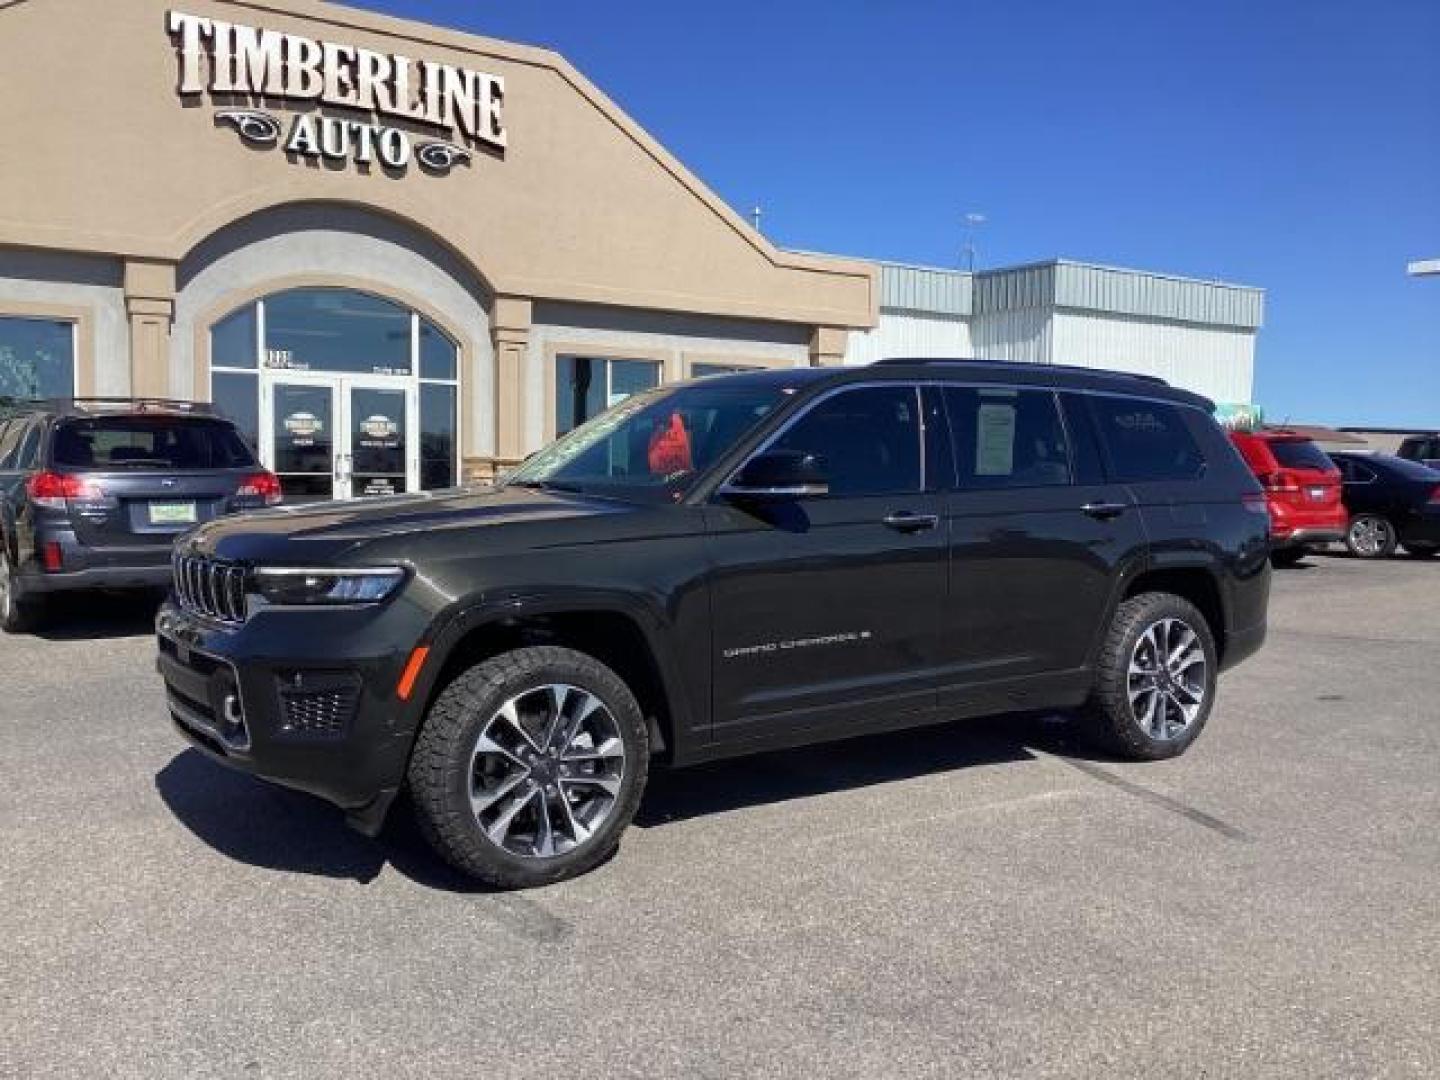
[0,419,21,469]
[770,385,922,497]
[1059,392,1106,485]
[15,422,42,470]
[1088,396,1207,483]
[944,386,1072,490]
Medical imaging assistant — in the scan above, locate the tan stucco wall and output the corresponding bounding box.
[0,0,876,330]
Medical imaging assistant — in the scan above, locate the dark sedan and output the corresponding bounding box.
[1328,452,1440,558]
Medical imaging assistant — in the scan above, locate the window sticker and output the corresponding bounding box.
[975,401,1017,476]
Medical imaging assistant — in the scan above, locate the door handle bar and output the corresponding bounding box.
[882,511,940,533]
[1080,501,1127,520]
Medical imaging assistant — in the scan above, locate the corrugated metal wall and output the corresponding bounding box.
[879,264,973,316]
[1052,310,1254,402]
[844,311,972,365]
[1053,263,1263,329]
[971,263,1056,313]
[969,309,1052,364]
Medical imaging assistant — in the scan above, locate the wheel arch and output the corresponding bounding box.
[414,593,693,765]
[1121,565,1228,661]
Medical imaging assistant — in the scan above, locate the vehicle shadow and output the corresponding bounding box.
[154,710,1110,893]
[30,590,164,641]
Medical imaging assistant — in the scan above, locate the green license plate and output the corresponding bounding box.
[149,501,197,525]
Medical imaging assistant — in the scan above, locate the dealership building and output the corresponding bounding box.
[0,0,1262,500]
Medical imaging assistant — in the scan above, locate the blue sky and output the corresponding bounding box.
[354,0,1438,427]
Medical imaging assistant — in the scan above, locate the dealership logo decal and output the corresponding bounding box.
[360,415,399,440]
[169,11,505,177]
[284,412,324,438]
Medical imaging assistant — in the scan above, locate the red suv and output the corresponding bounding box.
[1228,430,1348,566]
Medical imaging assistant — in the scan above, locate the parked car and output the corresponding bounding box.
[0,398,281,632]
[1227,428,1348,566]
[1395,433,1440,471]
[156,360,1271,888]
[1328,451,1440,558]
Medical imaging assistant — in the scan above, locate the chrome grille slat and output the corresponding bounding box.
[173,554,248,626]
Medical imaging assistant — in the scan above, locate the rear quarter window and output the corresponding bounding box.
[52,417,256,470]
[1088,396,1207,483]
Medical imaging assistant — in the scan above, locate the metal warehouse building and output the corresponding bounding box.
[845,260,1263,408]
[0,0,1263,504]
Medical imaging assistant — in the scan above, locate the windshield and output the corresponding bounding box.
[506,381,787,502]
[53,416,256,470]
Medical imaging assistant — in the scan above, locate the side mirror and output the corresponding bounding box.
[722,450,829,499]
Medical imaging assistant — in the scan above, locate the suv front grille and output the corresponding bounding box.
[173,554,248,625]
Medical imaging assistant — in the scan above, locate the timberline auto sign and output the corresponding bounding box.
[167,10,507,176]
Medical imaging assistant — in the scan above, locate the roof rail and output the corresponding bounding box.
[871,357,1172,387]
[32,397,217,416]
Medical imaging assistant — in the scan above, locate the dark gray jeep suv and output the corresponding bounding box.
[156,360,1271,888]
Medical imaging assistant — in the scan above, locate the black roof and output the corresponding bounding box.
[699,358,1212,409]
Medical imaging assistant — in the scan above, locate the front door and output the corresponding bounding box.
[264,377,416,502]
[704,383,949,747]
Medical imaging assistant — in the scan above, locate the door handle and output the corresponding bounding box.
[1081,501,1127,520]
[882,511,940,533]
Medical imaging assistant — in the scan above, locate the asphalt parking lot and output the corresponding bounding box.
[2,555,1437,1079]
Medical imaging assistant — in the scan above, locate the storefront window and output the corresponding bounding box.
[0,317,75,400]
[208,288,461,496]
[556,356,660,435]
[264,289,412,376]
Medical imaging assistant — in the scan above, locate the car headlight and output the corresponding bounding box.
[251,567,407,606]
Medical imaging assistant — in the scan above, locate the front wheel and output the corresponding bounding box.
[1083,592,1218,760]
[1346,514,1398,559]
[408,646,650,889]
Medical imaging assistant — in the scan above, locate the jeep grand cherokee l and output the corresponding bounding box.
[156,360,1271,888]
[0,398,281,632]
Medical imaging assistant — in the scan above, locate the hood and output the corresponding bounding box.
[183,484,635,563]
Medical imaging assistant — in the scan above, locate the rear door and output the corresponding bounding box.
[937,385,1147,711]
[50,415,260,552]
[705,382,948,745]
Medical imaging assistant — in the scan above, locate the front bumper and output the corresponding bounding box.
[155,599,431,820]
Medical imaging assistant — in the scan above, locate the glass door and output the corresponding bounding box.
[263,377,417,502]
[267,378,340,503]
[345,383,413,498]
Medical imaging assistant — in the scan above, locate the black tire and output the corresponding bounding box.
[1401,542,1439,559]
[1345,514,1398,559]
[0,546,35,635]
[1082,592,1218,761]
[1269,547,1307,568]
[407,645,650,889]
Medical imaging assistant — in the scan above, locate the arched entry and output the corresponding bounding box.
[209,287,460,502]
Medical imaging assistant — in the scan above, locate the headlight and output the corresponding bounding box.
[252,567,407,606]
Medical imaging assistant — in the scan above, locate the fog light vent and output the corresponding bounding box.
[276,672,360,739]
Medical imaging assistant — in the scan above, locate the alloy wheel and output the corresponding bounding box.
[1127,617,1208,741]
[1348,516,1393,558]
[469,683,625,859]
[0,550,12,623]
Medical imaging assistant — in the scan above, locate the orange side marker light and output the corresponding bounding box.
[397,646,431,702]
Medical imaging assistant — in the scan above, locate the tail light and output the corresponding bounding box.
[236,471,283,506]
[1429,486,1440,505]
[26,471,103,511]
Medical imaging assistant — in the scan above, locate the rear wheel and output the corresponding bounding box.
[1346,514,1398,559]
[1401,542,1439,558]
[0,548,36,635]
[1083,592,1218,760]
[408,646,650,889]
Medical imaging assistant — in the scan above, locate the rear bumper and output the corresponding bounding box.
[16,522,175,594]
[1272,527,1345,549]
[1400,509,1440,545]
